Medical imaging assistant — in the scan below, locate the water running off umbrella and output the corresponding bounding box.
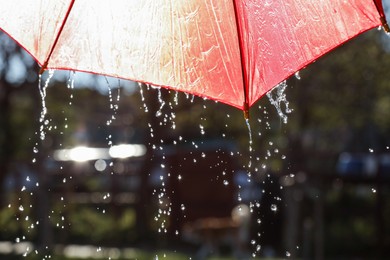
[27,69,293,258]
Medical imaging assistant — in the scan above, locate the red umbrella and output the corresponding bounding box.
[0,0,388,117]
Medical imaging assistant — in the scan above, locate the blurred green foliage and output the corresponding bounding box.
[0,28,390,259]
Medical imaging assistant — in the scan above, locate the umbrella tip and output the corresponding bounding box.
[39,67,45,75]
[243,102,250,120]
[380,16,390,33]
[39,61,49,75]
[244,110,249,120]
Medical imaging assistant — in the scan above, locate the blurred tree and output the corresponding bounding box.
[282,30,390,258]
[285,30,390,170]
[0,33,38,203]
[42,80,142,148]
[0,25,389,258]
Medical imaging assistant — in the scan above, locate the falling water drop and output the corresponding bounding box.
[156,88,166,117]
[199,124,205,135]
[245,118,254,172]
[67,71,75,89]
[245,119,253,145]
[38,69,55,141]
[294,71,301,80]
[174,91,179,105]
[67,71,75,106]
[105,77,119,128]
[266,81,292,124]
[138,83,149,112]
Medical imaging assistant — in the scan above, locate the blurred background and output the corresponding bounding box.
[1,14,390,260]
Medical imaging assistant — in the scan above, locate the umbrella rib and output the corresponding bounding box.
[39,0,76,74]
[372,0,390,32]
[231,0,249,119]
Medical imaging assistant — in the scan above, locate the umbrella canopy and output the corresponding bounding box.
[0,0,388,116]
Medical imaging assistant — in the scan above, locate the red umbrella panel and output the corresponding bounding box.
[0,0,388,116]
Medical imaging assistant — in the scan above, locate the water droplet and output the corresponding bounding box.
[266,81,291,124]
[199,124,205,135]
[19,205,24,211]
[270,204,277,212]
[286,251,291,257]
[295,71,301,80]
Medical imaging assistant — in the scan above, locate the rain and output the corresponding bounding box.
[1,60,292,258]
[1,2,390,260]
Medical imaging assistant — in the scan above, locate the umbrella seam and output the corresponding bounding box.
[231,0,250,118]
[39,0,76,74]
[372,0,390,32]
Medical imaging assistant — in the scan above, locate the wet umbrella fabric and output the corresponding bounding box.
[0,0,387,114]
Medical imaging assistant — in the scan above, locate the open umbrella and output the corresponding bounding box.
[0,0,388,117]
